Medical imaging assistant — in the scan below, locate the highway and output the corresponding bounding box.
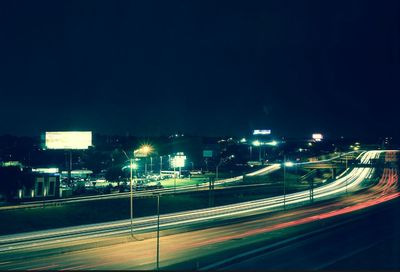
[0,150,392,268]
[0,150,397,270]
[0,164,281,211]
[0,151,357,210]
[0,151,378,248]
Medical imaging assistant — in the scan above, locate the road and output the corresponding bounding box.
[0,151,357,210]
[0,151,379,250]
[0,164,282,211]
[0,150,396,270]
[220,198,400,270]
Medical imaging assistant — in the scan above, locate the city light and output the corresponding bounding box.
[134,144,154,157]
[266,140,278,146]
[253,129,271,135]
[312,133,323,142]
[284,161,295,167]
[171,152,186,168]
[140,144,153,155]
[122,163,138,170]
[252,140,261,146]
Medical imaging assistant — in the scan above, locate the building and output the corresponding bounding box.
[19,168,61,200]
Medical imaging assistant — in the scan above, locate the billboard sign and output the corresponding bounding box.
[171,153,186,168]
[45,131,92,150]
[203,150,213,158]
[312,133,323,142]
[253,129,271,135]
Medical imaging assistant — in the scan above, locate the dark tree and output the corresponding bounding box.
[105,166,124,183]
[0,166,22,201]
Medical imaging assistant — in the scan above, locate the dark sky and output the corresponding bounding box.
[0,0,399,138]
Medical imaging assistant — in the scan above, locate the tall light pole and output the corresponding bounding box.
[122,150,137,238]
[174,166,176,193]
[283,158,294,210]
[249,145,252,160]
[283,155,286,210]
[129,158,134,237]
[145,158,148,177]
[159,156,163,175]
[155,193,160,271]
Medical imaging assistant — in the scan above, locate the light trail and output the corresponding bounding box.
[0,151,397,270]
[0,151,383,252]
[4,151,355,210]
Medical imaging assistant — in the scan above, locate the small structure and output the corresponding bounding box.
[19,168,61,200]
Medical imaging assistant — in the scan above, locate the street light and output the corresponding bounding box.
[153,192,161,271]
[282,157,294,210]
[135,144,154,179]
[159,156,163,175]
[122,150,138,238]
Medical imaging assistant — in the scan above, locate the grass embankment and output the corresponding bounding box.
[147,177,208,188]
[0,167,340,236]
[0,181,302,235]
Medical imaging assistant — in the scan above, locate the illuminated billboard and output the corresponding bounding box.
[312,133,323,142]
[253,129,271,135]
[45,131,92,150]
[171,152,186,168]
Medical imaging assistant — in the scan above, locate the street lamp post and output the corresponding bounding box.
[129,158,134,237]
[122,150,136,238]
[174,167,176,194]
[159,156,163,175]
[283,155,286,210]
[155,193,160,271]
[145,158,148,177]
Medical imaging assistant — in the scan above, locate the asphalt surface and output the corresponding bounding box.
[0,150,396,270]
[222,198,400,270]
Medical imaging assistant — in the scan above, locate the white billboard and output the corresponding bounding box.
[45,131,92,150]
[312,133,323,142]
[171,153,186,168]
[253,129,271,135]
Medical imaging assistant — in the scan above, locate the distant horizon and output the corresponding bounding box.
[0,131,395,143]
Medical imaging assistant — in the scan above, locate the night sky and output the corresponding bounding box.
[0,1,399,138]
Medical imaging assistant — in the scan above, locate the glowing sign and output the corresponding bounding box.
[253,130,271,135]
[32,168,59,174]
[312,133,323,142]
[45,131,92,150]
[203,150,213,158]
[171,153,186,168]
